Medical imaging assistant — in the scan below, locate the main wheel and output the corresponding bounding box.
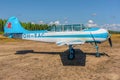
[96,53,101,57]
[68,49,75,60]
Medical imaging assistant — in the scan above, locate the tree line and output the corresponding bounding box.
[0,19,6,32]
[0,18,49,33]
[109,30,120,34]
[21,22,49,30]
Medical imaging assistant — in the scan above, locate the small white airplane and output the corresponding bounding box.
[4,16,112,60]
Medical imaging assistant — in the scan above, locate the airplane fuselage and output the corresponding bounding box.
[20,28,109,44]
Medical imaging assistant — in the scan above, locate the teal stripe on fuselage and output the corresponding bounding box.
[44,33,108,38]
[22,33,108,39]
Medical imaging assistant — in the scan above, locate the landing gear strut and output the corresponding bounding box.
[67,45,75,60]
[90,32,101,57]
[95,44,101,57]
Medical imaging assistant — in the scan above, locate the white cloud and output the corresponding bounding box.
[88,20,94,24]
[54,21,60,25]
[64,21,68,24]
[92,13,97,16]
[87,20,97,27]
[39,21,44,24]
[49,21,60,25]
[99,24,120,31]
[31,22,35,24]
[49,21,54,25]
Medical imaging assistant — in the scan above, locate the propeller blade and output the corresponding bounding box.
[108,37,112,47]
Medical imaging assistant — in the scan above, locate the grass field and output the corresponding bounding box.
[0,34,120,80]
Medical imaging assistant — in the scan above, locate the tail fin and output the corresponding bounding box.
[4,16,27,34]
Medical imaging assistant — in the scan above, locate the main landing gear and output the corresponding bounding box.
[67,45,75,60]
[67,43,101,60]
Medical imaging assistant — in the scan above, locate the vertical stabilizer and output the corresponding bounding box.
[4,16,27,33]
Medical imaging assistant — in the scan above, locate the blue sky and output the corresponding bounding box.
[0,0,119,25]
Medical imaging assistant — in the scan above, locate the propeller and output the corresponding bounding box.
[108,37,112,47]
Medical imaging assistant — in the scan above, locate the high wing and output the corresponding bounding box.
[56,40,85,46]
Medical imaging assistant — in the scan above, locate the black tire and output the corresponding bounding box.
[67,53,75,60]
[68,49,75,60]
[96,53,101,57]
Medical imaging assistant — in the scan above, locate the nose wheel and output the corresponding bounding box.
[67,45,75,60]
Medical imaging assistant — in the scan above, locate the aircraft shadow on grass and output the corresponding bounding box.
[15,49,110,66]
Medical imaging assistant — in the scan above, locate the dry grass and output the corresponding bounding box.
[0,34,120,80]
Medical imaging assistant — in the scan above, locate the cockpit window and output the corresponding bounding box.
[48,26,56,32]
[64,25,72,31]
[73,24,81,31]
[56,25,62,32]
[48,24,87,32]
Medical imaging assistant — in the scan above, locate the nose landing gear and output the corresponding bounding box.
[95,45,100,57]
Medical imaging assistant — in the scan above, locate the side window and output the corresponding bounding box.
[73,25,80,31]
[81,24,86,29]
[48,26,56,32]
[55,26,62,32]
[64,25,72,31]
